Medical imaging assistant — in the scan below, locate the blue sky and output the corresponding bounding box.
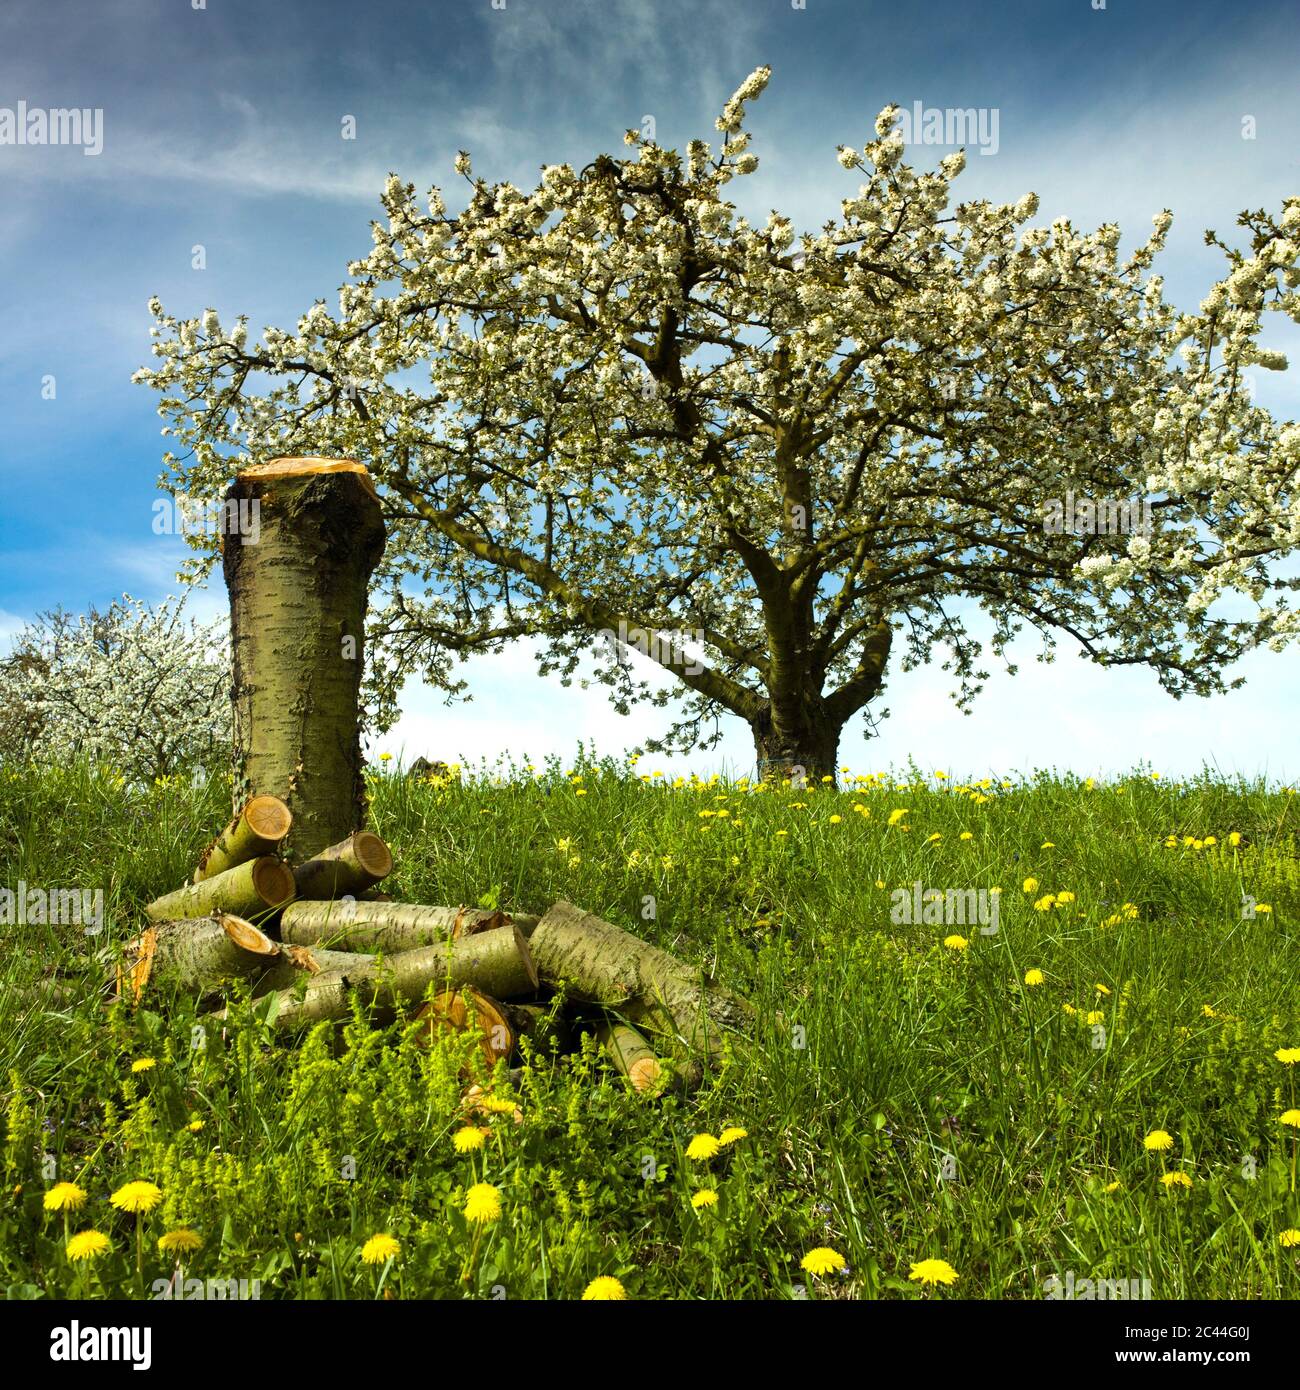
[2,0,1298,781]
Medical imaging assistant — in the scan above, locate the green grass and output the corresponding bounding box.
[1,753,1298,1300]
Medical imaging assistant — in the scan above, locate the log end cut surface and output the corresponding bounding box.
[251,856,296,907]
[245,795,293,842]
[353,831,394,879]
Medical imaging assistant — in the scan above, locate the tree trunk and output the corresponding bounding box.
[193,796,292,883]
[751,703,844,786]
[145,856,296,925]
[223,458,386,863]
[279,901,530,952]
[291,832,393,900]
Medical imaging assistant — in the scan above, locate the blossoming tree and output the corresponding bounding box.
[137,68,1300,781]
[0,594,230,782]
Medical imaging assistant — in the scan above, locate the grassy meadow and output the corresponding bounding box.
[1,754,1298,1300]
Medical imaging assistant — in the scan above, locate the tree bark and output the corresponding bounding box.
[145,856,296,925]
[193,795,292,883]
[223,458,386,863]
[291,832,394,900]
[591,1017,663,1092]
[521,901,753,1054]
[250,924,539,1031]
[279,901,530,952]
[751,704,843,786]
[119,914,279,1000]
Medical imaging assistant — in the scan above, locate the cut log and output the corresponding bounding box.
[224,458,386,863]
[145,857,296,925]
[249,924,539,1031]
[592,1017,663,1092]
[410,988,514,1066]
[119,914,279,999]
[248,943,363,994]
[193,795,292,883]
[291,832,393,900]
[525,900,753,1054]
[279,901,520,952]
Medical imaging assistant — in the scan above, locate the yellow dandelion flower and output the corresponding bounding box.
[1227,832,1242,847]
[582,1276,627,1300]
[1104,1181,1122,1193]
[943,935,969,951]
[1085,1010,1105,1026]
[1202,1004,1218,1018]
[691,1189,719,1210]
[686,1134,721,1160]
[157,1228,203,1255]
[463,1182,502,1224]
[130,1058,156,1073]
[1143,1130,1175,1152]
[360,1233,400,1264]
[1160,1171,1193,1189]
[959,831,973,841]
[1040,841,1055,849]
[1094,983,1111,996]
[908,1258,959,1287]
[887,808,909,826]
[1022,877,1039,894]
[1280,1229,1300,1248]
[479,1095,519,1114]
[452,1126,488,1153]
[66,1230,111,1262]
[801,1247,847,1276]
[187,1119,204,1132]
[925,832,942,844]
[828,814,843,824]
[718,1126,748,1146]
[1056,891,1076,904]
[43,1182,86,1212]
[1280,1110,1300,1129]
[1032,895,1056,911]
[1023,969,1045,987]
[1275,1048,1300,1065]
[110,1181,162,1214]
[1061,1002,1078,1016]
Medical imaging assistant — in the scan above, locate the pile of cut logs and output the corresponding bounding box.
[122,795,751,1093]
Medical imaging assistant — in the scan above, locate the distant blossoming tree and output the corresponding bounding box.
[137,67,1300,781]
[0,594,230,782]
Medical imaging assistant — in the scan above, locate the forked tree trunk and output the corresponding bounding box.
[223,458,386,863]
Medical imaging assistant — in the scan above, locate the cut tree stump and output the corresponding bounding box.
[291,832,394,900]
[145,857,296,925]
[410,988,514,1067]
[249,924,539,1031]
[193,795,292,883]
[523,900,753,1054]
[119,913,280,1000]
[224,458,386,863]
[279,901,525,952]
